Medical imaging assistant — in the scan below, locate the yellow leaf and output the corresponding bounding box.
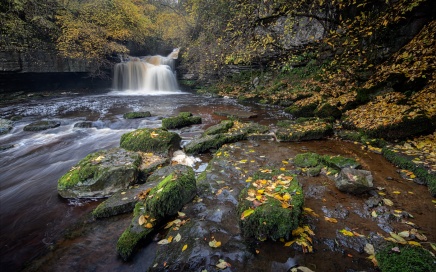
[182,244,188,251]
[209,239,221,248]
[167,236,173,243]
[138,215,146,226]
[283,193,291,201]
[383,198,394,206]
[340,229,354,236]
[408,241,422,247]
[284,240,296,247]
[292,227,305,236]
[393,191,401,194]
[241,209,255,220]
[324,217,338,223]
[145,223,153,229]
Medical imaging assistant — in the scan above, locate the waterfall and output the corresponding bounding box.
[112,48,180,93]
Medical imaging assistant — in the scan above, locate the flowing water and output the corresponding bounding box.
[0,87,291,271]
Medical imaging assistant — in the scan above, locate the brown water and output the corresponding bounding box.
[0,90,434,272]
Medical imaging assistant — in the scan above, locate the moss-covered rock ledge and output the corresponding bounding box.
[116,164,196,261]
[161,112,202,129]
[120,128,181,156]
[57,148,141,198]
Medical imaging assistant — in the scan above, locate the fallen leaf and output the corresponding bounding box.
[209,239,222,248]
[408,241,422,247]
[216,259,231,269]
[174,233,181,242]
[138,215,146,226]
[157,239,170,245]
[340,229,354,236]
[284,240,296,247]
[182,244,188,251]
[324,217,338,223]
[389,232,407,244]
[145,223,153,229]
[364,243,375,255]
[398,231,409,238]
[393,191,401,194]
[241,209,255,220]
[178,211,186,217]
[383,198,394,206]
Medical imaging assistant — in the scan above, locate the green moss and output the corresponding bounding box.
[275,119,333,141]
[123,111,151,119]
[145,170,197,218]
[203,120,234,136]
[285,103,317,118]
[321,154,360,170]
[120,128,181,154]
[239,171,304,241]
[383,147,436,196]
[294,153,321,168]
[314,103,342,119]
[376,245,436,272]
[161,112,202,129]
[57,151,104,189]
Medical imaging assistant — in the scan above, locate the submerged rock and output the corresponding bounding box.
[0,118,13,135]
[161,112,202,129]
[334,168,374,194]
[123,111,151,119]
[23,120,60,131]
[120,128,181,155]
[116,164,196,261]
[73,121,93,128]
[57,148,141,198]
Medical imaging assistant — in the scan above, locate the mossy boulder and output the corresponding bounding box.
[0,118,13,135]
[23,120,60,131]
[238,170,304,241]
[123,111,151,119]
[203,120,234,136]
[321,154,361,170]
[314,103,342,119]
[120,128,181,155]
[376,245,436,272]
[184,121,268,154]
[275,118,333,141]
[294,153,321,168]
[74,121,93,128]
[161,112,202,129]
[116,164,196,260]
[335,168,373,194]
[382,147,436,196]
[285,103,317,118]
[57,148,141,198]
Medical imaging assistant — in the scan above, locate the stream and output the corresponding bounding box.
[0,89,434,272]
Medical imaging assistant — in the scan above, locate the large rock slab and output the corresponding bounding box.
[57,148,141,198]
[161,112,201,129]
[184,121,269,154]
[23,120,60,131]
[116,164,197,260]
[120,128,181,155]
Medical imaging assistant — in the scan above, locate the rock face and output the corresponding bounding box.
[120,128,181,155]
[334,168,374,194]
[57,148,141,198]
[23,120,61,131]
[116,164,197,260]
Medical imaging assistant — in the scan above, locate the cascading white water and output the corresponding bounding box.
[112,48,180,93]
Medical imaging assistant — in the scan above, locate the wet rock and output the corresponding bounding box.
[23,120,60,131]
[321,204,349,219]
[120,128,181,155]
[137,152,170,182]
[238,171,304,241]
[365,196,382,209]
[275,118,333,141]
[203,120,233,136]
[123,111,151,119]
[73,121,93,128]
[0,118,13,135]
[116,165,196,261]
[334,168,374,194]
[0,144,14,151]
[92,182,158,219]
[57,148,141,198]
[213,109,258,119]
[335,229,369,253]
[184,121,269,154]
[161,112,201,129]
[321,154,361,170]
